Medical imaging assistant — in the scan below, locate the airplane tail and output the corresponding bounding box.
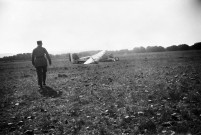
[69,53,79,64]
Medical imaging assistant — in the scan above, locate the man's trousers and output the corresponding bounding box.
[36,66,47,86]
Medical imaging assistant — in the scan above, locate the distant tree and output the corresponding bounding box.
[0,53,32,61]
[191,42,201,50]
[146,46,165,52]
[119,49,129,53]
[178,44,190,51]
[166,45,179,51]
[117,49,129,55]
[133,47,146,53]
[157,46,166,52]
[146,46,153,52]
[0,53,56,61]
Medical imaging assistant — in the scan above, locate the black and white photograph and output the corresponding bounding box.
[0,0,201,134]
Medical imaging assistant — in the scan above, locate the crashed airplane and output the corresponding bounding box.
[69,50,119,64]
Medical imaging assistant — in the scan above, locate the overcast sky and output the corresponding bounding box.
[0,0,201,55]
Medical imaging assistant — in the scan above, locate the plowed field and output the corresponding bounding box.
[1,51,201,134]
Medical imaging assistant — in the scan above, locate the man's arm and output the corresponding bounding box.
[44,48,51,65]
[32,50,35,66]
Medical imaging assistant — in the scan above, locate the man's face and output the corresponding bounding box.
[37,42,42,47]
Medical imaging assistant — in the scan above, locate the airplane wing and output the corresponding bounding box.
[84,50,106,64]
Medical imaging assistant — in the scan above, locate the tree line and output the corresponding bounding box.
[0,42,200,61]
[132,42,201,53]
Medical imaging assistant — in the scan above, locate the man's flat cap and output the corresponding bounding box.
[37,40,42,44]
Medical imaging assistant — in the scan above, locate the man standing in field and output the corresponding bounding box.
[32,40,51,88]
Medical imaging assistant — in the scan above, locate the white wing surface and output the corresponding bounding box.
[84,50,106,64]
